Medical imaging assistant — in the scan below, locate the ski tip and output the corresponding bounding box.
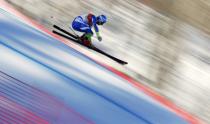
[53,25,58,28]
[122,62,128,65]
[118,60,128,65]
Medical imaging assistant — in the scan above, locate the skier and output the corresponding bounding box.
[71,13,107,46]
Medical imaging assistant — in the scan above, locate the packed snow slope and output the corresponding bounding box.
[0,3,200,124]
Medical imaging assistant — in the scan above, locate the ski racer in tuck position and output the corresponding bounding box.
[71,13,107,46]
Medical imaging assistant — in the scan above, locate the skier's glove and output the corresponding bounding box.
[97,36,102,42]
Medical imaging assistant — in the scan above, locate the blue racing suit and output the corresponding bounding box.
[71,13,99,36]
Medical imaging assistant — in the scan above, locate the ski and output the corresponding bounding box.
[52,25,128,65]
[91,46,128,65]
[52,30,86,47]
[52,30,78,43]
[53,25,78,39]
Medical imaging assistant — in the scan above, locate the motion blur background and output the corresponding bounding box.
[5,0,210,123]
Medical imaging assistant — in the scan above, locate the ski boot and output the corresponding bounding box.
[80,33,92,47]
